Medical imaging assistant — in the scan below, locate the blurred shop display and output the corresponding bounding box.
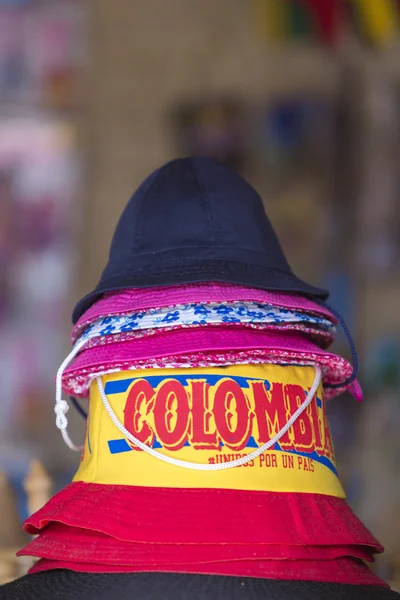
[0,118,81,460]
[355,336,400,581]
[0,0,85,483]
[172,99,247,172]
[355,75,400,277]
[258,96,335,186]
[0,0,85,109]
[365,338,400,392]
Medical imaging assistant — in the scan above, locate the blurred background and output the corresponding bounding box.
[0,0,399,586]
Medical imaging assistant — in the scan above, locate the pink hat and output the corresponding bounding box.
[72,284,337,343]
[62,328,361,401]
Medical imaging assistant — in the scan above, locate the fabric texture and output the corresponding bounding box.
[76,302,335,348]
[22,484,382,551]
[2,571,399,600]
[72,284,337,342]
[69,364,344,496]
[79,320,334,349]
[26,557,386,586]
[72,158,328,323]
[62,328,361,400]
[20,523,376,564]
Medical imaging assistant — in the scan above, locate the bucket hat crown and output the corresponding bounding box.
[73,157,327,323]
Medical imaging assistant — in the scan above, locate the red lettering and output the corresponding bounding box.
[121,374,334,466]
[322,411,335,461]
[189,380,218,450]
[251,381,293,450]
[124,379,155,450]
[284,384,314,451]
[282,454,294,469]
[153,380,190,451]
[309,393,324,453]
[213,379,252,450]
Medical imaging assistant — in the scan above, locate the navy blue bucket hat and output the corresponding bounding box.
[73,157,328,323]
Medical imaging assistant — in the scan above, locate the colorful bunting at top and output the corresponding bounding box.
[286,0,313,39]
[254,0,400,48]
[303,0,343,45]
[350,0,399,46]
[254,0,289,42]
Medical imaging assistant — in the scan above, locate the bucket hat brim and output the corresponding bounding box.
[72,283,336,343]
[23,484,381,553]
[62,329,357,399]
[20,523,375,566]
[72,261,328,324]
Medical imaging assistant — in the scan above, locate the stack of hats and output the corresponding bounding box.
[4,159,399,600]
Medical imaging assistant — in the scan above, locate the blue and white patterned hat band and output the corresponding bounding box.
[77,301,336,346]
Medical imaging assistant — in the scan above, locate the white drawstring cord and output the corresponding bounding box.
[55,337,88,451]
[55,335,321,463]
[96,366,322,471]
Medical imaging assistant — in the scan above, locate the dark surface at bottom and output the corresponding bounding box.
[1,571,399,600]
